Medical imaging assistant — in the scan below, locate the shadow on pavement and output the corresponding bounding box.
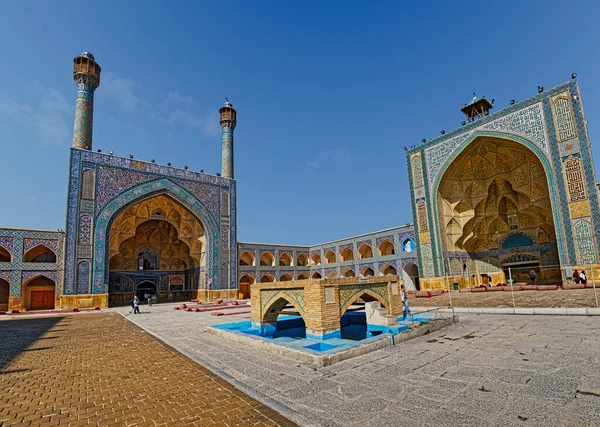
[0,316,65,372]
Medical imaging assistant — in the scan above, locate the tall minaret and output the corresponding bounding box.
[219,100,237,179]
[72,52,101,150]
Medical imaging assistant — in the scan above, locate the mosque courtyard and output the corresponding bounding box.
[1,306,599,427]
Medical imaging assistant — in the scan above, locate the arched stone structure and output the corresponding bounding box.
[342,268,356,278]
[433,136,561,286]
[0,278,9,311]
[260,252,275,266]
[279,253,293,267]
[358,244,373,259]
[239,274,255,299]
[280,273,293,281]
[93,179,220,298]
[360,266,374,277]
[403,262,420,290]
[377,240,395,256]
[380,264,397,276]
[21,275,56,310]
[340,248,354,262]
[0,246,11,262]
[312,272,322,279]
[24,245,57,263]
[239,251,255,266]
[261,293,305,324]
[325,270,337,279]
[297,254,309,266]
[325,250,336,264]
[311,253,321,266]
[260,274,275,283]
[340,289,390,317]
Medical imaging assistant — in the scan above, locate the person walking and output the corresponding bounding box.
[133,295,140,314]
[529,270,537,285]
[128,295,135,313]
[147,293,152,306]
[401,284,410,320]
[580,270,588,285]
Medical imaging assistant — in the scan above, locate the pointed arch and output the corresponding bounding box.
[260,252,275,266]
[312,272,322,279]
[24,244,57,263]
[92,178,219,294]
[0,246,11,262]
[340,290,389,317]
[279,252,293,267]
[325,270,337,279]
[360,266,375,277]
[0,278,9,310]
[260,273,275,283]
[21,274,56,310]
[358,244,373,259]
[239,251,255,266]
[342,268,356,278]
[297,273,309,280]
[262,293,306,324]
[380,264,397,276]
[280,273,293,281]
[325,250,336,264]
[340,247,354,262]
[297,253,309,267]
[377,240,395,256]
[239,274,255,299]
[311,253,321,266]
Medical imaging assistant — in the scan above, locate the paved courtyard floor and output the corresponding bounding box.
[410,288,600,308]
[0,313,296,427]
[119,303,600,427]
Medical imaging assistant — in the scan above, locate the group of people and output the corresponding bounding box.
[128,293,153,314]
[573,269,588,285]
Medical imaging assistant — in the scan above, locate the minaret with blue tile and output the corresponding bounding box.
[219,100,237,178]
[72,52,101,150]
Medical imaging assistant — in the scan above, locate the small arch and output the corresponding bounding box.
[279,252,293,267]
[239,274,255,299]
[325,250,336,264]
[380,264,397,276]
[280,273,293,281]
[298,273,309,280]
[24,245,57,263]
[260,273,275,283]
[360,266,374,278]
[358,244,373,259]
[311,253,322,266]
[136,281,157,300]
[312,272,322,279]
[342,269,356,278]
[377,240,395,256]
[22,275,56,310]
[260,252,275,266]
[262,294,305,325]
[326,270,337,279]
[340,290,389,317]
[297,253,309,267]
[340,248,354,262]
[0,278,9,309]
[0,246,11,262]
[401,238,415,252]
[239,251,255,266]
[137,248,157,271]
[403,261,420,291]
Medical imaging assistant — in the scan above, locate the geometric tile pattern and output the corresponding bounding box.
[261,288,305,313]
[339,283,389,309]
[23,238,60,254]
[72,83,95,150]
[407,79,600,275]
[573,219,596,265]
[569,200,591,219]
[221,127,233,178]
[0,237,14,255]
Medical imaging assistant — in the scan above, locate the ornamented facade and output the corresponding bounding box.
[406,79,600,289]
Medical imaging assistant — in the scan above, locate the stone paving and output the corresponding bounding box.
[0,313,297,426]
[120,303,600,426]
[410,288,600,308]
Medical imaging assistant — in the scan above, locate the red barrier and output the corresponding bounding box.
[537,285,559,291]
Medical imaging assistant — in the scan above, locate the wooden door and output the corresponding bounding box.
[30,291,55,310]
[240,284,250,299]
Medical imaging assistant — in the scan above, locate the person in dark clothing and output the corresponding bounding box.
[132,295,140,314]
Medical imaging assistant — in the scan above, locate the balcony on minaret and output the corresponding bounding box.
[461,94,493,122]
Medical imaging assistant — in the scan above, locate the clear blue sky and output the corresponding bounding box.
[1,1,599,245]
